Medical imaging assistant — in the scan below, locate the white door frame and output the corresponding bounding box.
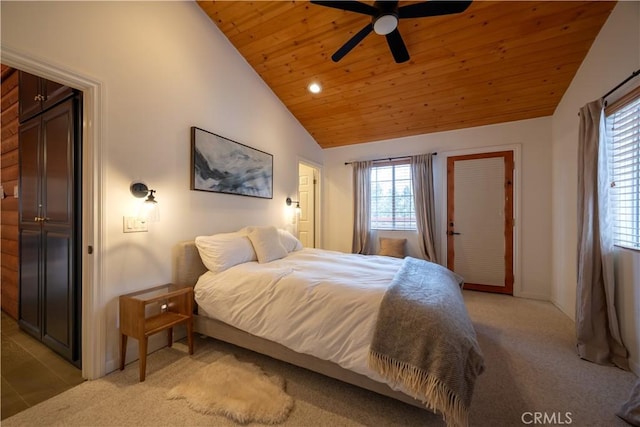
[2,46,105,379]
[297,157,323,249]
[438,144,522,297]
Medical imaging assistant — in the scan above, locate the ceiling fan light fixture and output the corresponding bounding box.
[373,14,398,35]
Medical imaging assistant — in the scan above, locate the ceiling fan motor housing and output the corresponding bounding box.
[373,14,399,35]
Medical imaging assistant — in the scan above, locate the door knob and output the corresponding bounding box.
[448,231,461,235]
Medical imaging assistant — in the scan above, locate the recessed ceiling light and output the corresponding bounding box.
[308,82,322,94]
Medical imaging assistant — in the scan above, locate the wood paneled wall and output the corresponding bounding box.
[1,64,19,320]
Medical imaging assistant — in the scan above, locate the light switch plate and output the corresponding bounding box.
[123,216,148,233]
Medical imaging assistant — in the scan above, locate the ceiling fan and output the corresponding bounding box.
[310,1,472,63]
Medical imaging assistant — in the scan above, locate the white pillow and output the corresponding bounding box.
[247,226,288,263]
[195,232,257,273]
[237,226,253,236]
[278,229,303,252]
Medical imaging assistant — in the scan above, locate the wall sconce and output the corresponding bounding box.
[130,182,160,222]
[285,197,300,209]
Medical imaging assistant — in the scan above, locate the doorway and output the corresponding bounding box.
[16,70,83,365]
[297,162,321,248]
[3,47,102,379]
[446,151,514,294]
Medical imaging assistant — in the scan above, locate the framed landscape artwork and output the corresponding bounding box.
[190,127,273,199]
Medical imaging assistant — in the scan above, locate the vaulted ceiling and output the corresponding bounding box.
[197,1,615,148]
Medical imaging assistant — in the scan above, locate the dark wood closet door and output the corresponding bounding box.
[41,101,76,360]
[18,96,80,365]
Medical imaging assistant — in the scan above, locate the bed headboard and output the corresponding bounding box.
[172,241,207,287]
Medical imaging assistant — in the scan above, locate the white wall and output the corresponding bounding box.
[323,116,553,300]
[1,1,323,374]
[551,1,640,374]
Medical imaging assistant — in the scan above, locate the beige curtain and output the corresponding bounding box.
[410,154,437,262]
[576,99,628,370]
[352,160,373,254]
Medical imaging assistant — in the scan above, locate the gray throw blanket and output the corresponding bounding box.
[368,257,484,427]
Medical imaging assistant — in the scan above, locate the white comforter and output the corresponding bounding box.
[194,248,403,382]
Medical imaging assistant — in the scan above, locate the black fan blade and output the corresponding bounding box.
[385,28,410,63]
[374,0,399,14]
[332,23,374,62]
[398,1,472,19]
[310,1,378,16]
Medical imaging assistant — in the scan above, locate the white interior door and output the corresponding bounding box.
[447,151,514,294]
[298,163,315,248]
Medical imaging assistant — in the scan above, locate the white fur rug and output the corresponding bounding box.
[167,354,294,424]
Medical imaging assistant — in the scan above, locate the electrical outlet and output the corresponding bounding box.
[123,216,148,233]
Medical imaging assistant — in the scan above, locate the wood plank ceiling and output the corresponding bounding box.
[197,1,615,148]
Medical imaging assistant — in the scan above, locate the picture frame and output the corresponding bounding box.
[190,127,273,199]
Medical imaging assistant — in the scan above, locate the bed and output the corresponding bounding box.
[172,226,484,427]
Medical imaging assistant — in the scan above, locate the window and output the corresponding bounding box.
[370,162,416,230]
[606,87,640,250]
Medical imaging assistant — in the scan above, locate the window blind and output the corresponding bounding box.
[606,92,640,250]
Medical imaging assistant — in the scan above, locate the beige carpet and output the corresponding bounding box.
[3,291,637,426]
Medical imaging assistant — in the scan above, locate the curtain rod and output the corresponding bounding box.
[344,152,437,166]
[578,69,640,115]
[603,69,640,100]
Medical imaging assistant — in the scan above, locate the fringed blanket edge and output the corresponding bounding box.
[368,350,469,427]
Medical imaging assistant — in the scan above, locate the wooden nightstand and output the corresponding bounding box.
[119,284,194,381]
